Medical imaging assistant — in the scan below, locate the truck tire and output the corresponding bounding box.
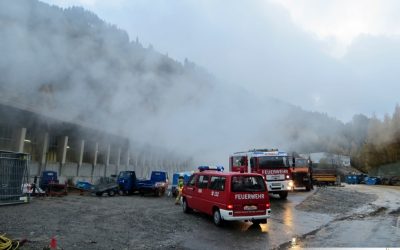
[279,191,288,199]
[154,189,161,197]
[213,208,223,226]
[182,199,192,213]
[108,190,116,197]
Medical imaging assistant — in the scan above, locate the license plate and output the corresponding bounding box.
[271,183,281,186]
[244,205,257,211]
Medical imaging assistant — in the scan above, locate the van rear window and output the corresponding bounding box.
[231,176,266,192]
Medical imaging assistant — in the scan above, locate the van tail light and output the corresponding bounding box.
[266,203,270,209]
[227,204,233,210]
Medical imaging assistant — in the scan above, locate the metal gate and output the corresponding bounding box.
[0,151,30,205]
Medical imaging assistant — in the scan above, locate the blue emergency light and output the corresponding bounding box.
[198,166,224,172]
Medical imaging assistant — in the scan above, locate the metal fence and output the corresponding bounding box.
[0,151,30,205]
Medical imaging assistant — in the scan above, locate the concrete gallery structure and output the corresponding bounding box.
[0,102,191,183]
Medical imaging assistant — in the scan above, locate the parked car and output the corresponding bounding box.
[91,176,119,197]
[389,176,400,186]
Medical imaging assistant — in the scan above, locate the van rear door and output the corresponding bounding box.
[230,175,269,217]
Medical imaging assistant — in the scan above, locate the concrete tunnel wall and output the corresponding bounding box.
[0,104,192,185]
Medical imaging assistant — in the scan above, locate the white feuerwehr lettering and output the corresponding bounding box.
[234,193,265,200]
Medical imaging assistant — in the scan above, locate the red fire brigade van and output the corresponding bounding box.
[182,168,271,226]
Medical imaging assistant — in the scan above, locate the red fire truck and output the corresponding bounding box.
[230,149,293,199]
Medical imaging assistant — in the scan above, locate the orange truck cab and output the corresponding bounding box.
[182,168,271,226]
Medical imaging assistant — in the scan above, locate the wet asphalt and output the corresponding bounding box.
[178,190,333,250]
[178,186,400,249]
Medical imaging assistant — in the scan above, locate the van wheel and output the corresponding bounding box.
[213,209,223,226]
[182,199,192,213]
[279,191,288,199]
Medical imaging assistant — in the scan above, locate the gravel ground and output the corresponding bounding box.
[295,186,378,214]
[1,185,388,249]
[1,193,191,249]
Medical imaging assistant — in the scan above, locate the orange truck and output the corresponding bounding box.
[291,157,313,191]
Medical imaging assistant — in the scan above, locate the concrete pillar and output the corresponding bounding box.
[105,144,110,166]
[76,140,84,176]
[78,140,84,166]
[13,127,26,153]
[91,143,98,181]
[133,153,138,171]
[116,147,121,175]
[93,143,99,166]
[39,132,49,173]
[57,136,68,165]
[125,149,130,171]
[104,144,110,177]
[142,154,146,176]
[55,136,67,176]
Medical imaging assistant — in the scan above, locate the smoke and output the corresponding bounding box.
[0,0,362,167]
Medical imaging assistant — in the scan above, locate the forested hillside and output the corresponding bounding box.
[351,106,400,172]
[0,0,213,125]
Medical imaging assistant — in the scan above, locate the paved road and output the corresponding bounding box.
[179,190,332,249]
[290,185,400,249]
[180,185,400,249]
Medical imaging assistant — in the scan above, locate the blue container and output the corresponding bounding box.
[76,181,93,190]
[39,171,59,190]
[346,174,367,184]
[366,177,381,185]
[346,175,358,184]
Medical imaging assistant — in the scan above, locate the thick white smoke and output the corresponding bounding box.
[0,0,359,167]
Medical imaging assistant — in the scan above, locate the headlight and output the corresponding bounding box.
[288,181,294,187]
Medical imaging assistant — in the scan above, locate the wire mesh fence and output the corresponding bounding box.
[0,150,30,205]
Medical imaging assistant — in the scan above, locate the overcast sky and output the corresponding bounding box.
[41,0,400,122]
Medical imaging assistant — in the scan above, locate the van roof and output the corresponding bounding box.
[194,171,263,177]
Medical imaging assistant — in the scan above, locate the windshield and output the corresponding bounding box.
[295,158,308,167]
[257,156,289,169]
[118,171,133,178]
[231,175,266,192]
